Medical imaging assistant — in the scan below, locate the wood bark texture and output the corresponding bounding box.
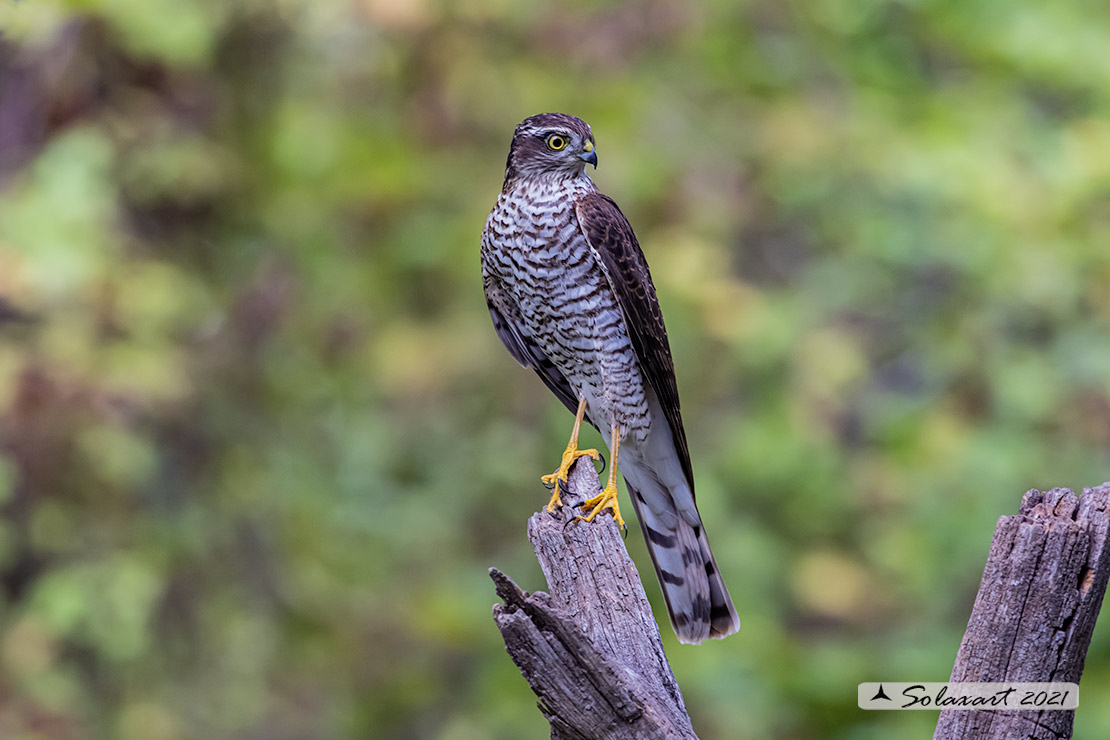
[491,456,698,740]
[934,483,1110,740]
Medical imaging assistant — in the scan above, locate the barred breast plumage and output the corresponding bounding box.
[483,176,651,444]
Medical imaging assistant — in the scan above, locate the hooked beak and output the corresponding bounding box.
[579,140,598,168]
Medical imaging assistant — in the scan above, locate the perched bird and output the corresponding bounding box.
[481,113,740,644]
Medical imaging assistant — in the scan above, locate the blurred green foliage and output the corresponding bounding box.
[1,0,1108,738]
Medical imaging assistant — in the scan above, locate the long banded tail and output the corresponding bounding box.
[626,481,740,644]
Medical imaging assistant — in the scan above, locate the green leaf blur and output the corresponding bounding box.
[0,1,1108,738]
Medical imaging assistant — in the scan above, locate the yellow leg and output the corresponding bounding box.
[541,397,600,513]
[576,422,625,531]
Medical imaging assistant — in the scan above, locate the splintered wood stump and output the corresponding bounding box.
[934,484,1110,740]
[491,457,697,740]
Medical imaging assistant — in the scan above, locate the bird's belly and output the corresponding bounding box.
[514,259,652,443]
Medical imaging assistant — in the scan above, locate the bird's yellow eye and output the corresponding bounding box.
[546,134,568,151]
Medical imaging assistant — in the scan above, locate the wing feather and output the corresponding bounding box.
[574,192,693,492]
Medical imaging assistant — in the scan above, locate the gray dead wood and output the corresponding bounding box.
[934,483,1110,740]
[491,456,698,740]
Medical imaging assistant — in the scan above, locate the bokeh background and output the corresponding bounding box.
[1,1,1108,738]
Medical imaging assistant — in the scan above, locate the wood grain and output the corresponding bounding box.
[491,457,698,740]
[934,484,1110,740]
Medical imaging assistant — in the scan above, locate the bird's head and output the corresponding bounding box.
[503,112,597,184]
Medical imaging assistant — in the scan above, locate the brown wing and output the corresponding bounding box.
[575,192,693,492]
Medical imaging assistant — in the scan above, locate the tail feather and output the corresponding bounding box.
[697,524,741,639]
[627,481,740,644]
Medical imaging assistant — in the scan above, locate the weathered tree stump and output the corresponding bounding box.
[934,484,1110,740]
[491,457,697,740]
[491,457,1110,739]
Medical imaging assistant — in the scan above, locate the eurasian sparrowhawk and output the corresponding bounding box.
[481,113,740,644]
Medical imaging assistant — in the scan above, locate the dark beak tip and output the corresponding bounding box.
[581,151,598,168]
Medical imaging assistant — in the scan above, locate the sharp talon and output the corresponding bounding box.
[542,420,600,510]
[575,482,624,530]
[596,453,606,475]
[544,400,610,520]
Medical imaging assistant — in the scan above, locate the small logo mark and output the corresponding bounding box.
[870,684,892,702]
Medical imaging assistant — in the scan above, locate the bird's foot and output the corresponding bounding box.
[541,442,600,513]
[576,482,626,532]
